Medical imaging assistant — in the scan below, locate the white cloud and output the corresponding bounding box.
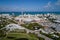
[44,1,51,8]
[42,1,56,12]
[43,1,54,9]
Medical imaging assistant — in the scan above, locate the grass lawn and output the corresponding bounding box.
[1,33,39,40]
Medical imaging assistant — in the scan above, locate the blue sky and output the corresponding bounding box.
[0,0,60,12]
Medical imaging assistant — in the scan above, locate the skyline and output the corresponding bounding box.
[0,0,60,12]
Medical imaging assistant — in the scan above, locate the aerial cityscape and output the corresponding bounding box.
[0,0,60,40]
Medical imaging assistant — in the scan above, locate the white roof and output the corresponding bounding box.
[4,24,25,31]
[34,18,40,20]
[55,20,60,23]
[23,18,32,22]
[15,17,21,20]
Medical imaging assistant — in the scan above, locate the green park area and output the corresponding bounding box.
[0,31,45,40]
[0,16,45,40]
[21,23,44,30]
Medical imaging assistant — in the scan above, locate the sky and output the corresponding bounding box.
[0,0,60,12]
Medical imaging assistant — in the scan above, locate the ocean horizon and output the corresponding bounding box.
[0,12,60,16]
